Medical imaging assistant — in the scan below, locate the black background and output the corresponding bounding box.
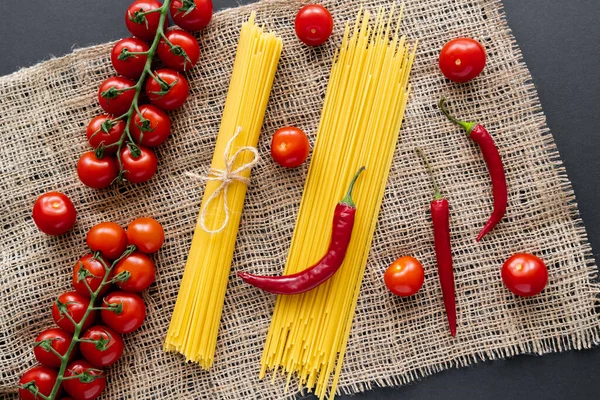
[1,1,599,399]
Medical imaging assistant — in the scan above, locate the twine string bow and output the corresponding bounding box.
[186,127,259,234]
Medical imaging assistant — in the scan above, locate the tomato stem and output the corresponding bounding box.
[41,240,138,399]
[97,0,172,179]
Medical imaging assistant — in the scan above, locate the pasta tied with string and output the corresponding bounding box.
[165,12,282,369]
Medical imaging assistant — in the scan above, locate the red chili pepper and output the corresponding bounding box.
[440,98,507,242]
[417,148,456,336]
[238,167,365,295]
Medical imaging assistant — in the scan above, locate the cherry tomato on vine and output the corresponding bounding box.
[80,325,125,368]
[86,115,124,153]
[439,38,486,82]
[130,105,171,147]
[384,256,425,297]
[101,291,146,334]
[114,252,156,292]
[127,217,165,254]
[126,217,165,253]
[18,366,60,400]
[63,359,106,400]
[34,328,74,368]
[77,152,119,189]
[97,76,136,116]
[170,0,213,31]
[86,222,128,260]
[145,68,189,111]
[52,292,96,333]
[271,126,310,168]
[110,37,150,79]
[125,0,166,42]
[73,254,113,297]
[32,192,77,235]
[501,253,548,297]
[120,145,158,184]
[294,4,334,47]
[158,29,201,71]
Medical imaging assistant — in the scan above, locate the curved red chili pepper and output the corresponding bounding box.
[440,98,507,241]
[237,167,365,295]
[417,148,456,336]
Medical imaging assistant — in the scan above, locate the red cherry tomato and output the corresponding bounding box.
[110,37,150,79]
[145,68,189,110]
[101,291,146,334]
[18,366,60,400]
[63,360,106,400]
[158,29,200,71]
[34,328,74,368]
[294,4,334,47]
[52,292,96,333]
[125,0,166,42]
[77,152,119,189]
[130,105,171,147]
[439,38,486,83]
[114,252,156,292]
[270,126,310,168]
[120,145,158,184]
[86,222,128,260]
[32,192,77,235]
[86,115,124,153]
[97,76,136,115]
[73,254,112,297]
[170,0,213,31]
[126,217,165,253]
[501,253,548,297]
[384,256,425,297]
[80,325,125,368]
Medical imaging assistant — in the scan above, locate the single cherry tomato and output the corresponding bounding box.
[97,76,136,116]
[125,0,166,42]
[73,254,112,297]
[86,222,128,260]
[52,292,96,333]
[120,145,158,184]
[384,256,425,297]
[77,152,119,189]
[126,217,165,253]
[294,4,334,47]
[18,366,60,400]
[170,0,213,31]
[145,68,189,110]
[32,192,77,235]
[130,105,171,147]
[439,38,486,83]
[270,126,310,168]
[34,328,74,368]
[86,115,125,153]
[501,253,548,297]
[63,360,106,400]
[101,291,146,334]
[114,252,156,292]
[110,37,150,79]
[158,29,200,71]
[80,325,125,368]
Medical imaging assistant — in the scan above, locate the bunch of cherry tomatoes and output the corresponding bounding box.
[77,0,212,189]
[19,218,164,400]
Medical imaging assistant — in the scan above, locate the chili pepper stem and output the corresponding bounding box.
[415,148,442,200]
[340,166,365,207]
[439,98,476,134]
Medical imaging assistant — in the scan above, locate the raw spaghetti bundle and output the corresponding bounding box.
[164,12,282,368]
[260,6,416,399]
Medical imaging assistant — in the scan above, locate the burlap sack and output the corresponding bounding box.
[1,0,598,398]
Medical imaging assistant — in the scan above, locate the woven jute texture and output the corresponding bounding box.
[1,0,599,398]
